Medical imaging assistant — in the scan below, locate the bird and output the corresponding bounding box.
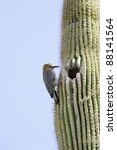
[43,63,59,104]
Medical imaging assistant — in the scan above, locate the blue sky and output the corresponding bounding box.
[0,0,63,149]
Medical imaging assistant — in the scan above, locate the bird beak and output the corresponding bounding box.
[53,66,59,68]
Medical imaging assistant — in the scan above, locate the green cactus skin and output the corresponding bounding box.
[54,0,100,150]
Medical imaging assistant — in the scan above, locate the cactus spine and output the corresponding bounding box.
[54,0,100,150]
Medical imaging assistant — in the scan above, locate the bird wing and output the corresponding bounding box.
[43,70,55,96]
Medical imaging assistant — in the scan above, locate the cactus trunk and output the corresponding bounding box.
[54,0,100,150]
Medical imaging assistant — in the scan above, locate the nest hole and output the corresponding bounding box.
[68,67,79,79]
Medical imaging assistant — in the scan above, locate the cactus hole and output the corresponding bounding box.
[68,67,79,79]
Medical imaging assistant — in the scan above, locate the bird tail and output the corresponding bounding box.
[53,90,59,104]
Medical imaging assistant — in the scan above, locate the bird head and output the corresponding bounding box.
[43,63,59,71]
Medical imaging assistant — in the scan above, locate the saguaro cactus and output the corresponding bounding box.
[54,0,100,150]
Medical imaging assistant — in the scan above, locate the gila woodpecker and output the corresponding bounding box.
[43,63,59,104]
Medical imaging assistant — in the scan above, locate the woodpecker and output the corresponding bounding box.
[43,63,59,104]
